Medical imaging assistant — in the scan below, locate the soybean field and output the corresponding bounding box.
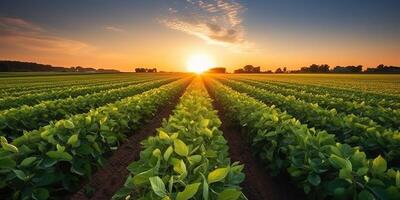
[0,73,399,200]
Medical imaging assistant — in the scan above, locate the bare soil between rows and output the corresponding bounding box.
[204,80,305,200]
[70,82,189,200]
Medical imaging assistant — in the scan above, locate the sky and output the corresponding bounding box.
[0,0,399,72]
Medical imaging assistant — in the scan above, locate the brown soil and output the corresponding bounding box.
[204,79,305,200]
[70,82,189,200]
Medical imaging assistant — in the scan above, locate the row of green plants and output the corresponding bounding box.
[0,77,153,110]
[0,73,134,89]
[0,78,178,140]
[206,77,400,200]
[113,79,245,200]
[218,78,400,166]
[0,78,102,93]
[245,77,400,110]
[0,74,180,97]
[0,78,191,200]
[0,77,137,97]
[0,77,128,96]
[235,78,400,130]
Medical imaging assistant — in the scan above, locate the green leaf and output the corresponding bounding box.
[170,132,179,139]
[159,130,170,139]
[356,167,369,176]
[149,176,167,197]
[173,159,187,175]
[372,155,387,174]
[307,174,321,186]
[0,157,16,169]
[20,157,37,167]
[0,136,7,144]
[133,168,155,186]
[176,182,201,200]
[112,187,132,199]
[208,167,229,184]
[46,151,73,161]
[32,188,49,200]
[396,171,400,187]
[339,169,352,180]
[200,119,210,127]
[85,115,92,125]
[329,155,352,170]
[13,169,29,181]
[1,142,18,153]
[163,146,173,161]
[201,174,209,200]
[56,144,65,152]
[272,115,279,123]
[217,189,241,200]
[168,176,174,193]
[202,128,213,137]
[63,120,75,129]
[152,149,162,158]
[174,139,188,157]
[67,134,79,147]
[188,155,202,165]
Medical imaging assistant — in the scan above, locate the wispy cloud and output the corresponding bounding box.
[104,26,126,33]
[161,0,253,51]
[0,17,89,53]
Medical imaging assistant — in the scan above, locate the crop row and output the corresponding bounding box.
[0,78,191,200]
[242,77,400,110]
[113,78,245,200]
[0,77,143,97]
[0,74,179,97]
[0,73,140,89]
[217,78,400,165]
[0,77,119,93]
[0,78,178,140]
[205,77,400,200]
[0,78,156,110]
[233,78,400,130]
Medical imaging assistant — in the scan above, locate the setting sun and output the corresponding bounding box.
[186,54,216,74]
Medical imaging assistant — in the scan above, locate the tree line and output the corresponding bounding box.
[233,64,400,74]
[134,68,157,73]
[0,60,119,73]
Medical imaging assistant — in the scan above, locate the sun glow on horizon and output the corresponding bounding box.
[186,54,216,74]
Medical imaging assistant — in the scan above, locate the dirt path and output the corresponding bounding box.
[204,80,305,200]
[71,83,189,200]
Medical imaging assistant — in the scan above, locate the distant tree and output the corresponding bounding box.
[366,64,400,73]
[135,67,157,73]
[0,60,118,72]
[319,64,330,73]
[243,65,254,72]
[253,66,261,73]
[332,65,363,73]
[275,68,283,73]
[293,64,330,73]
[234,65,261,73]
[206,67,226,73]
[234,69,244,73]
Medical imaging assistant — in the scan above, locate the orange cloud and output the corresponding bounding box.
[162,0,252,51]
[0,17,89,54]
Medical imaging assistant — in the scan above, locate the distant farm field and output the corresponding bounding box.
[0,73,399,200]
